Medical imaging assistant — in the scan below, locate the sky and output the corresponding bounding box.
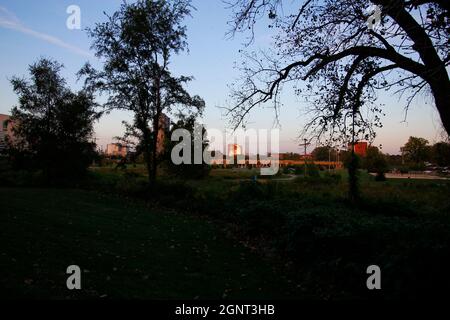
[0,0,445,155]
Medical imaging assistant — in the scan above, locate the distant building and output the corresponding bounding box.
[349,141,368,157]
[106,143,129,158]
[104,114,170,158]
[227,144,242,157]
[0,114,15,152]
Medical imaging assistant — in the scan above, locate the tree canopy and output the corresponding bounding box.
[164,116,210,179]
[79,0,205,182]
[431,141,450,166]
[226,0,449,143]
[401,136,430,164]
[9,58,99,181]
[311,146,333,161]
[364,146,389,174]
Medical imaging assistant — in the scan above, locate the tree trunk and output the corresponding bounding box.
[348,151,360,203]
[348,107,360,202]
[140,124,153,185]
[149,112,161,184]
[144,148,153,185]
[429,75,450,136]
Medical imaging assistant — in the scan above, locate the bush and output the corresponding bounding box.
[306,163,321,177]
[288,163,321,177]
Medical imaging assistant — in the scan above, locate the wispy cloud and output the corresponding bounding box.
[0,6,93,58]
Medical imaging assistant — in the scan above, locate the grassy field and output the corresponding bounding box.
[0,187,301,299]
[1,165,450,299]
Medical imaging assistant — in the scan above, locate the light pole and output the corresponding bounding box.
[299,138,310,176]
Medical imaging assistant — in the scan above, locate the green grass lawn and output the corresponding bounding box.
[0,187,300,299]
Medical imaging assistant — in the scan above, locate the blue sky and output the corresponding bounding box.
[0,0,444,154]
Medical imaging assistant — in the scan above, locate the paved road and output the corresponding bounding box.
[370,173,449,180]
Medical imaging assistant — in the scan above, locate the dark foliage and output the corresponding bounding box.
[164,115,211,179]
[7,58,99,183]
[79,0,205,183]
[431,141,450,166]
[364,146,388,174]
[226,0,450,137]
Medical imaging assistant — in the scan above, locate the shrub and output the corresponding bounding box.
[290,163,321,177]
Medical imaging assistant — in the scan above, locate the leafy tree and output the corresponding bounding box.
[431,142,450,166]
[226,0,450,137]
[8,58,98,181]
[165,115,210,179]
[312,146,332,161]
[79,0,205,183]
[385,154,402,167]
[364,146,389,174]
[401,136,430,164]
[339,149,361,199]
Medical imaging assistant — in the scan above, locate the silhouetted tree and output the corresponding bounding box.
[431,142,450,166]
[226,0,450,137]
[8,58,99,182]
[339,148,361,200]
[401,136,430,164]
[311,146,332,161]
[364,146,388,179]
[165,115,210,179]
[79,0,205,183]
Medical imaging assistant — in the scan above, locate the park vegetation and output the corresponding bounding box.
[0,0,449,300]
[78,0,205,184]
[6,58,99,184]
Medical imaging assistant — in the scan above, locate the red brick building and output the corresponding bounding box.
[349,141,368,157]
